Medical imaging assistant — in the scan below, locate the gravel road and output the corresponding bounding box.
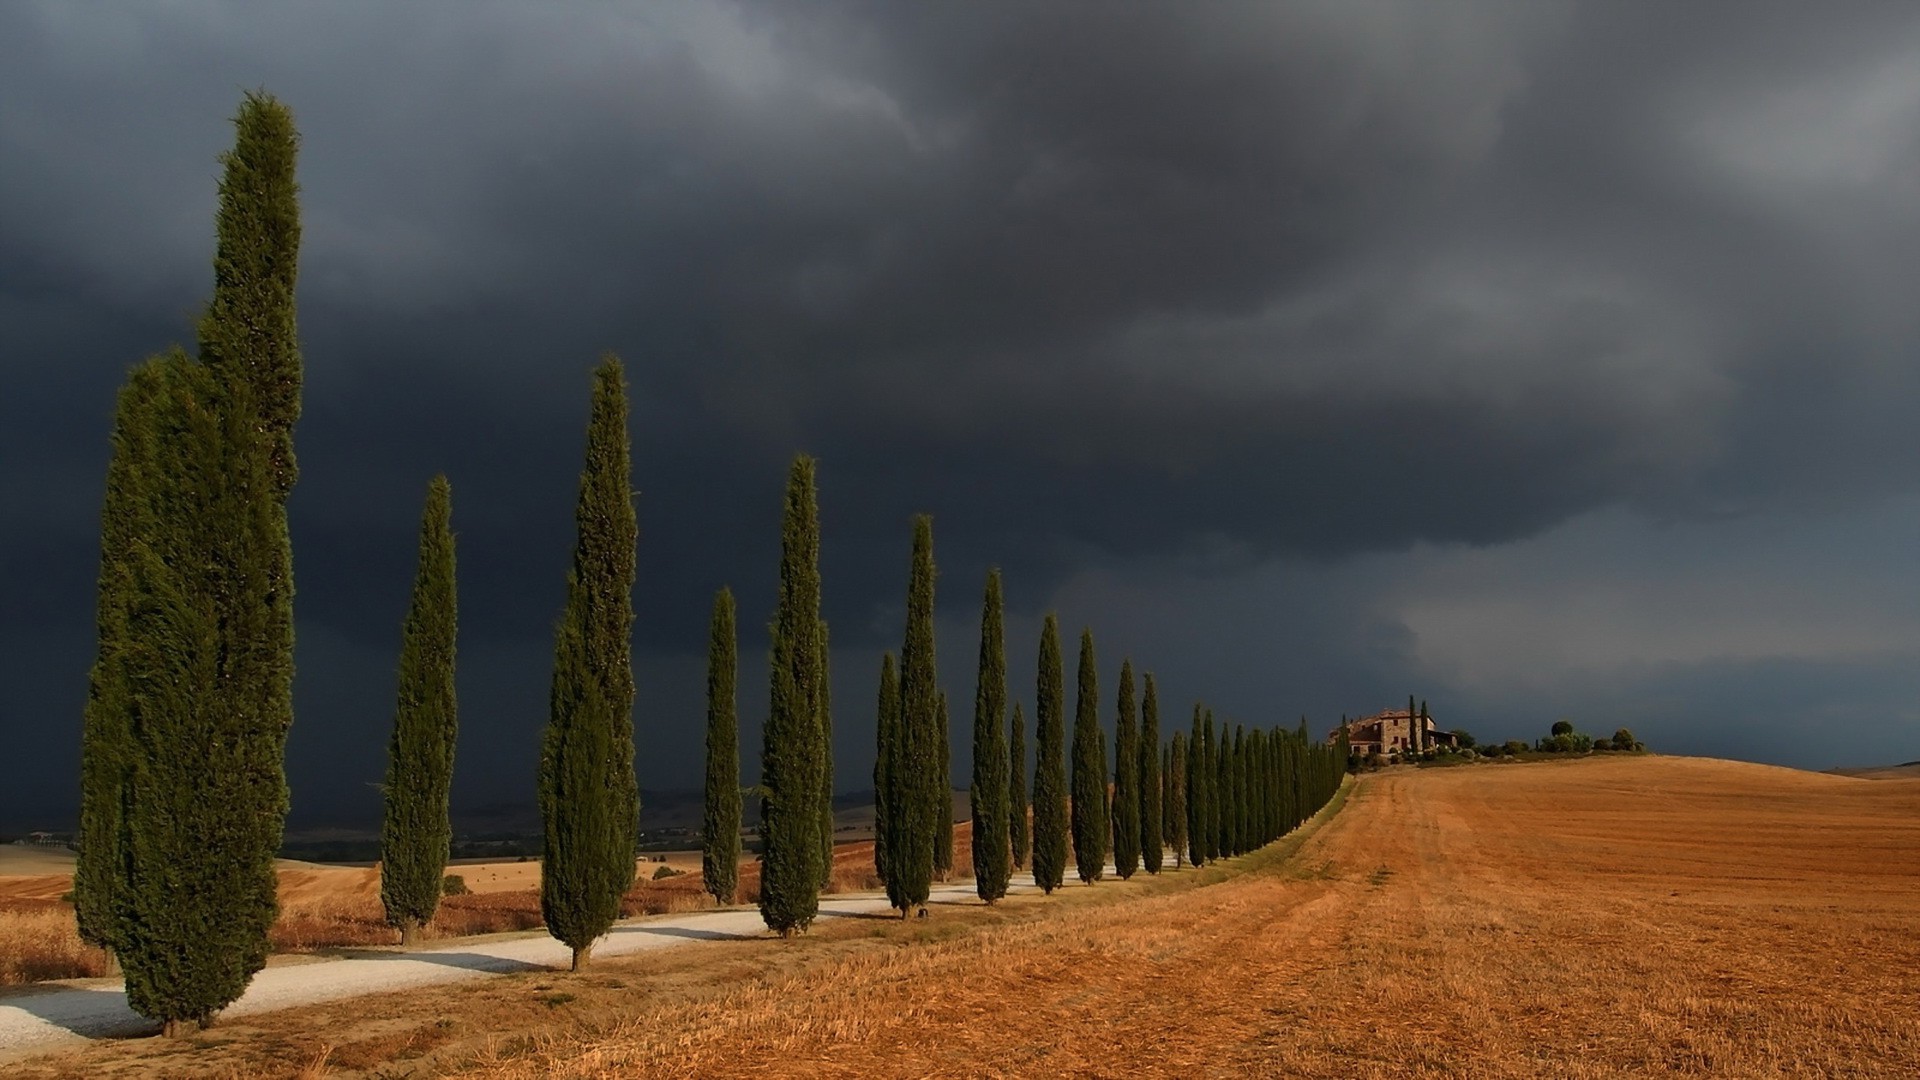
[0,870,1073,1060]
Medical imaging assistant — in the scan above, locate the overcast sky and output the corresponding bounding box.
[6,1,1920,828]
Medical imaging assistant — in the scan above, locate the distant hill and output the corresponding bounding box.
[1824,761,1920,780]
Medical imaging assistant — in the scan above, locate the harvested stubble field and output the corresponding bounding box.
[13,755,1920,1078]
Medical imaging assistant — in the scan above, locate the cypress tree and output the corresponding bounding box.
[1218,719,1237,856]
[1161,741,1174,855]
[1233,725,1250,853]
[1109,660,1140,880]
[539,355,639,970]
[1185,705,1205,867]
[1140,673,1163,874]
[77,365,163,971]
[1030,615,1068,894]
[112,93,305,1035]
[1202,712,1221,862]
[934,691,954,880]
[872,652,899,888]
[115,352,283,1032]
[1409,694,1420,756]
[817,619,835,891]
[1009,701,1029,870]
[1069,629,1107,884]
[969,569,1011,903]
[1168,732,1189,869]
[379,476,459,946]
[886,515,939,916]
[759,456,827,935]
[701,588,740,906]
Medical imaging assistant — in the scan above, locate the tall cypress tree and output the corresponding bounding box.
[1168,732,1189,869]
[116,352,286,1032]
[109,93,305,1035]
[1110,660,1140,880]
[759,456,826,935]
[702,588,740,906]
[1069,629,1107,884]
[1185,705,1206,867]
[1030,615,1068,894]
[1200,712,1220,863]
[380,476,459,946]
[1216,719,1236,857]
[1009,701,1029,870]
[934,691,954,881]
[1233,725,1250,853]
[1161,742,1174,855]
[872,652,899,889]
[886,515,939,916]
[969,569,1011,903]
[77,365,165,972]
[1139,673,1162,874]
[817,619,835,891]
[539,355,639,970]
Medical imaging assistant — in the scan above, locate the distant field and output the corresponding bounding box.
[1826,761,1920,780]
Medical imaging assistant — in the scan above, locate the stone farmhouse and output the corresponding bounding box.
[1331,709,1459,757]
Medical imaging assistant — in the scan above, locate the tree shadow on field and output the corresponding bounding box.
[321,948,547,975]
[0,984,157,1040]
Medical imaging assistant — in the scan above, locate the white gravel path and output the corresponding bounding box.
[0,866,1116,1061]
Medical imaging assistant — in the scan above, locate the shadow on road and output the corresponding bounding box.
[0,987,154,1040]
[318,948,548,975]
[608,925,748,943]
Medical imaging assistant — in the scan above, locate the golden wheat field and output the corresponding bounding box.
[12,755,1920,1078]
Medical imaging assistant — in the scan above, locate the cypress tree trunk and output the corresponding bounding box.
[1139,673,1162,875]
[380,476,459,947]
[760,456,826,935]
[114,92,304,1032]
[1069,629,1107,884]
[1109,661,1140,880]
[77,366,165,967]
[933,691,954,881]
[1008,701,1029,871]
[817,619,835,892]
[872,652,899,890]
[886,515,939,916]
[1185,706,1205,867]
[1030,615,1068,894]
[702,589,741,906]
[1168,732,1189,869]
[540,356,640,970]
[969,569,1011,903]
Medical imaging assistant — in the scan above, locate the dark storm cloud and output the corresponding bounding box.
[7,1,1920,824]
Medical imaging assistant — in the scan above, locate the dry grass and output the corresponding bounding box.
[447,757,1920,1079]
[0,900,109,984]
[1,857,731,981]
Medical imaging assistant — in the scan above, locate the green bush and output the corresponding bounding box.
[652,864,683,881]
[442,873,470,896]
[1550,720,1574,736]
[1612,728,1637,751]
[1502,740,1527,756]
